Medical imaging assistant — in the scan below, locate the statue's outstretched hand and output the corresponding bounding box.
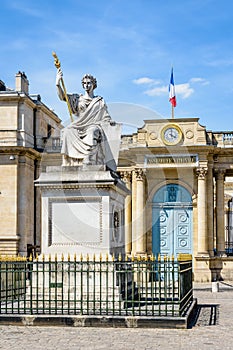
[56,68,63,86]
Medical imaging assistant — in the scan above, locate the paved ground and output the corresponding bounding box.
[0,282,233,350]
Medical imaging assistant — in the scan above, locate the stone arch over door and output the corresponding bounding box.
[152,183,193,257]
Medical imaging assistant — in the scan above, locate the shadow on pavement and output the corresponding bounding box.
[188,304,220,328]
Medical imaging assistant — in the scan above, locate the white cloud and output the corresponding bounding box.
[189,77,209,85]
[144,86,168,96]
[133,77,160,85]
[139,76,210,100]
[144,83,194,99]
[176,83,194,99]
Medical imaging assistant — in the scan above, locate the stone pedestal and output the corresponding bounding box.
[35,166,130,257]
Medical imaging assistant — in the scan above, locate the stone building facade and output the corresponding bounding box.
[118,118,233,281]
[0,72,62,256]
[0,72,233,281]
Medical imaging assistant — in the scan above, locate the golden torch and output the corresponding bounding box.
[52,52,74,122]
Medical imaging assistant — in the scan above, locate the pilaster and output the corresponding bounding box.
[196,167,208,256]
[120,171,132,254]
[215,169,226,256]
[206,164,214,256]
[134,168,146,254]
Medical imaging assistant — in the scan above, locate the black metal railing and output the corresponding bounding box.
[0,254,193,317]
[0,259,27,302]
[225,223,233,256]
[225,241,233,256]
[43,137,62,152]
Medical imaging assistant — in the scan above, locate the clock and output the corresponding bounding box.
[161,124,183,145]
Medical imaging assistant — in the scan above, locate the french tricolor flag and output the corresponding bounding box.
[169,68,177,107]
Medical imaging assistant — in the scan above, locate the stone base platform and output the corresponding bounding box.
[0,299,197,329]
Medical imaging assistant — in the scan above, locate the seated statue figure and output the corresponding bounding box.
[56,68,115,167]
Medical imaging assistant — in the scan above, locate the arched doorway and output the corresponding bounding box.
[152,184,193,257]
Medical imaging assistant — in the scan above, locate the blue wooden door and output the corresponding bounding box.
[152,184,193,258]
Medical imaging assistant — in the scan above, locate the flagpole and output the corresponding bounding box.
[171,104,174,119]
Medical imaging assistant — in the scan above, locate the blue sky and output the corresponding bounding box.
[1,0,233,132]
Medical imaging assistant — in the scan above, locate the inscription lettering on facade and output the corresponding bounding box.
[145,155,198,166]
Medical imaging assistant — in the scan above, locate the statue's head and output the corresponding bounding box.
[81,74,97,90]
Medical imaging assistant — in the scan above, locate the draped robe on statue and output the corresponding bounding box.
[61,93,117,167]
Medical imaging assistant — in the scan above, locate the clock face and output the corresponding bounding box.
[161,125,182,145]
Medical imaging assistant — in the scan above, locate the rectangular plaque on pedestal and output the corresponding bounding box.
[49,198,102,246]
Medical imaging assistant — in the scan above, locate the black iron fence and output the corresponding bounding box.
[44,137,62,152]
[225,225,233,255]
[0,254,193,317]
[0,259,26,300]
[225,241,233,255]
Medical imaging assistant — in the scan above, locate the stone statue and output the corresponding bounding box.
[56,68,119,168]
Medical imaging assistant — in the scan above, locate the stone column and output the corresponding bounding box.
[131,170,137,254]
[207,164,214,256]
[196,167,208,255]
[135,168,145,254]
[18,155,35,256]
[120,171,132,254]
[215,169,226,255]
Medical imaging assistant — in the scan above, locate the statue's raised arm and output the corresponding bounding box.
[55,68,65,101]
